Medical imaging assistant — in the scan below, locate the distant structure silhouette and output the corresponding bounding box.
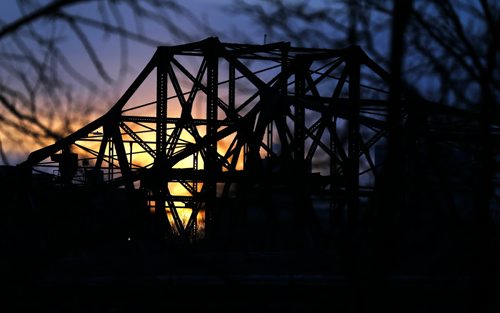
[17,37,498,252]
[5,37,500,313]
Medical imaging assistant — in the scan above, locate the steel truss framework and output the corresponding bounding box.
[21,37,497,243]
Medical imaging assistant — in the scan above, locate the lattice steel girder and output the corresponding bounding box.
[21,37,488,242]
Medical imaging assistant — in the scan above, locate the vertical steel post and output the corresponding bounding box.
[293,57,308,246]
[347,49,360,226]
[108,139,113,181]
[155,49,169,237]
[278,46,289,158]
[205,40,219,239]
[157,50,168,159]
[330,119,338,242]
[294,59,306,169]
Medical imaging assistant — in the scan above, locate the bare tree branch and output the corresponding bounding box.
[0,0,86,39]
[0,0,210,163]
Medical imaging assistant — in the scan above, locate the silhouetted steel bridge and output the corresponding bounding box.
[19,37,500,245]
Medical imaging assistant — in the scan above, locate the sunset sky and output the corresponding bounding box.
[0,0,338,165]
[0,1,262,164]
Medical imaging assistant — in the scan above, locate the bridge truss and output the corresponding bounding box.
[21,38,494,245]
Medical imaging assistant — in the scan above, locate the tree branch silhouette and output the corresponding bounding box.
[0,0,207,164]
